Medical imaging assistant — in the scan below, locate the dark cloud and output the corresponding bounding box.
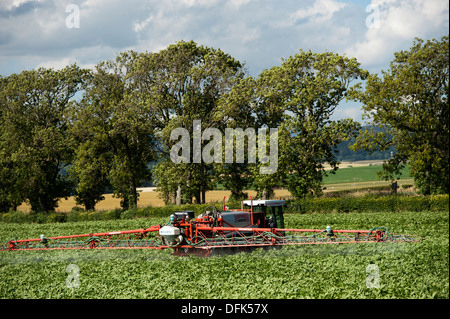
[0,0,45,18]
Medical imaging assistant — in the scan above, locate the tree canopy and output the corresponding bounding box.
[253,50,368,198]
[0,65,89,212]
[0,36,448,212]
[351,35,449,195]
[69,51,158,210]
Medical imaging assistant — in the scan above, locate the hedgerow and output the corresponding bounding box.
[0,194,447,224]
[286,194,449,214]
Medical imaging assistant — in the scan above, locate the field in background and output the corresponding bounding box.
[322,162,413,192]
[39,189,293,213]
[17,162,414,213]
[323,163,411,184]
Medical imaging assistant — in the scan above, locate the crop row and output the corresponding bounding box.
[0,211,448,299]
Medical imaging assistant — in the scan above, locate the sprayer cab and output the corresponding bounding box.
[240,199,286,229]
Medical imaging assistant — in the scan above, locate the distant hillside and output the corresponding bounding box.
[334,126,395,162]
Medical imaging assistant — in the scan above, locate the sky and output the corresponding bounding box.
[0,0,448,122]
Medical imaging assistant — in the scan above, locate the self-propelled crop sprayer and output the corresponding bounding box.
[1,198,421,256]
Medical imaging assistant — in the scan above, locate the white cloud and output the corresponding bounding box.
[168,0,250,9]
[229,0,252,9]
[133,14,155,33]
[0,0,39,11]
[0,0,448,81]
[291,0,347,24]
[224,22,261,44]
[345,0,449,71]
[330,100,364,122]
[177,0,220,7]
[0,0,447,123]
[37,56,80,70]
[36,45,106,71]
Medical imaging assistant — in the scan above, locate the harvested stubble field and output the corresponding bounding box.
[17,189,292,213]
[17,163,414,213]
[17,183,414,213]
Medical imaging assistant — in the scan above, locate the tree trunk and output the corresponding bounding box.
[129,178,138,209]
[262,190,268,200]
[176,184,182,206]
[201,182,206,204]
[201,164,206,204]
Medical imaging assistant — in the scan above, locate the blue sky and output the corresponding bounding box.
[0,0,448,122]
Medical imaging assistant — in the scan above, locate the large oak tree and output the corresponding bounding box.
[352,36,449,194]
[70,52,158,210]
[135,40,246,204]
[0,65,89,212]
[254,50,368,198]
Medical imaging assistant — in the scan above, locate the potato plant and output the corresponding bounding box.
[0,211,448,299]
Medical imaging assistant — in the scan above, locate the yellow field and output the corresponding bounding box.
[17,189,293,213]
[322,160,385,170]
[18,179,415,213]
[15,158,415,213]
[322,179,414,192]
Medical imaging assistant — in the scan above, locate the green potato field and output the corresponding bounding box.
[0,211,448,299]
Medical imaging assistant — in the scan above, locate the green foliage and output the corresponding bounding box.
[68,139,109,211]
[144,40,246,205]
[287,194,449,214]
[69,51,158,211]
[254,50,368,199]
[0,211,448,299]
[352,35,449,195]
[0,65,90,212]
[1,37,448,215]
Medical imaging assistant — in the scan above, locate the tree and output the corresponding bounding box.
[0,65,89,212]
[213,77,259,201]
[351,36,449,194]
[70,52,158,210]
[0,76,23,212]
[68,138,110,211]
[254,50,368,198]
[135,41,246,204]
